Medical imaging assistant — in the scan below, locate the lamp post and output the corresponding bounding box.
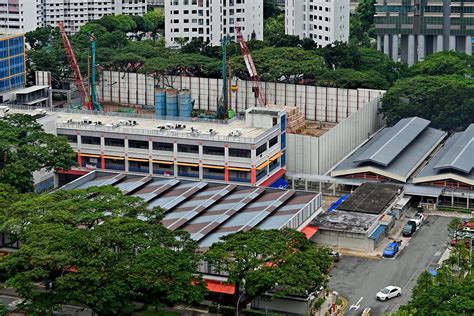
[236,279,246,316]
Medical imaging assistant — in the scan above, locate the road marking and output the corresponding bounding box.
[434,251,441,257]
[349,297,363,311]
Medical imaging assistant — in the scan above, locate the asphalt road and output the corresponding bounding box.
[328,216,452,316]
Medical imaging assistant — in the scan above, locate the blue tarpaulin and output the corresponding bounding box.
[369,224,387,240]
[328,194,350,212]
[270,178,289,189]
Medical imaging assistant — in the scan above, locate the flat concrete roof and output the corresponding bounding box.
[338,182,402,214]
[312,210,378,234]
[9,106,274,142]
[12,85,49,94]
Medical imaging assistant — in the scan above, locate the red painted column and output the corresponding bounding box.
[250,167,256,184]
[77,152,82,167]
[224,166,229,182]
[100,155,105,170]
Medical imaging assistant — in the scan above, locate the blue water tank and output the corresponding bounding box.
[178,89,193,118]
[154,89,166,118]
[165,89,178,117]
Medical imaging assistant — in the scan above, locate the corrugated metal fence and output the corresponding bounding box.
[286,97,384,175]
[99,71,385,123]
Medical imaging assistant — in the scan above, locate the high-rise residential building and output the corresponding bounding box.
[165,0,263,47]
[0,1,147,35]
[0,34,25,94]
[375,0,473,65]
[285,0,350,47]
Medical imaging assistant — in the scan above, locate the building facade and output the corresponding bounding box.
[375,0,473,65]
[0,34,25,94]
[285,0,350,47]
[0,0,147,34]
[164,0,263,47]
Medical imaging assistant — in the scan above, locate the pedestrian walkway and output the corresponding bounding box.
[425,210,473,219]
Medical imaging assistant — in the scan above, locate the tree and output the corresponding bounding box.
[349,0,376,47]
[0,114,76,192]
[263,13,285,41]
[229,47,326,83]
[205,229,333,308]
[318,41,361,69]
[25,26,56,50]
[410,51,474,77]
[357,47,408,84]
[0,187,207,315]
[380,75,474,131]
[315,68,389,90]
[144,10,165,42]
[142,53,220,79]
[264,0,280,19]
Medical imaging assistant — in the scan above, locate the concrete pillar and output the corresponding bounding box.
[377,35,382,51]
[408,34,416,66]
[319,181,322,193]
[436,34,444,52]
[383,34,390,56]
[305,180,308,191]
[418,35,426,61]
[401,35,409,63]
[449,35,456,51]
[391,34,398,61]
[466,36,472,55]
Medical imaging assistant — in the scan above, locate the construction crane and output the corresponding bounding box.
[57,22,91,110]
[89,33,101,111]
[235,25,266,107]
[217,35,230,119]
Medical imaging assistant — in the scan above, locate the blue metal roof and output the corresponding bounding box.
[269,177,289,189]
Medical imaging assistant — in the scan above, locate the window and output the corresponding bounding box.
[229,148,250,158]
[128,140,149,149]
[59,134,77,143]
[105,138,124,147]
[81,136,100,145]
[203,146,224,156]
[269,136,278,148]
[178,144,199,154]
[256,143,267,156]
[153,142,173,151]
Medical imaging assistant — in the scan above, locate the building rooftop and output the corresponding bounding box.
[312,210,379,234]
[414,124,474,186]
[61,171,321,249]
[331,117,446,182]
[338,182,403,214]
[8,106,277,144]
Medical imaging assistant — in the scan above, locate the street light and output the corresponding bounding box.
[236,279,246,316]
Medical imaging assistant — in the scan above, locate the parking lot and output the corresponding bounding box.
[328,216,452,315]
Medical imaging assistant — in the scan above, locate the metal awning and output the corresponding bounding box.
[404,184,444,198]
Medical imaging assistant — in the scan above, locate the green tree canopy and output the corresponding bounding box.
[380,75,474,131]
[230,47,326,83]
[0,187,207,315]
[142,53,220,78]
[264,0,280,19]
[349,0,376,47]
[410,51,474,77]
[205,229,333,307]
[315,68,389,90]
[0,114,75,192]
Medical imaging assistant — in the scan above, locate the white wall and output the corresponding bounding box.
[99,71,385,122]
[286,97,383,175]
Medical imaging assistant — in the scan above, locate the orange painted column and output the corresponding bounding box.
[224,166,229,182]
[250,167,256,184]
[100,155,105,170]
[77,152,82,167]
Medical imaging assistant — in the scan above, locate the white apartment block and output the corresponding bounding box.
[285,0,349,47]
[0,0,147,35]
[165,0,263,47]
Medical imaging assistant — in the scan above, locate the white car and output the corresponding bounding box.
[376,286,402,301]
[411,213,425,227]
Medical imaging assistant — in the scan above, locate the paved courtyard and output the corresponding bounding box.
[328,216,453,315]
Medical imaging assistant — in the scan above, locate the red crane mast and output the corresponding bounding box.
[235,25,266,107]
[57,22,91,110]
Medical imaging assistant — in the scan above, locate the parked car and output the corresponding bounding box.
[450,237,473,247]
[427,264,440,276]
[411,213,425,227]
[330,250,340,262]
[383,241,400,258]
[376,286,402,301]
[402,220,417,237]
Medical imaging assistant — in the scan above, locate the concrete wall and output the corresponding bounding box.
[313,229,375,251]
[99,71,385,123]
[287,97,384,175]
[252,295,313,316]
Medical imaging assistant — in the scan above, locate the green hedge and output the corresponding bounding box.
[437,206,473,214]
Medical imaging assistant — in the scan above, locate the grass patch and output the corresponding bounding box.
[437,206,473,214]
